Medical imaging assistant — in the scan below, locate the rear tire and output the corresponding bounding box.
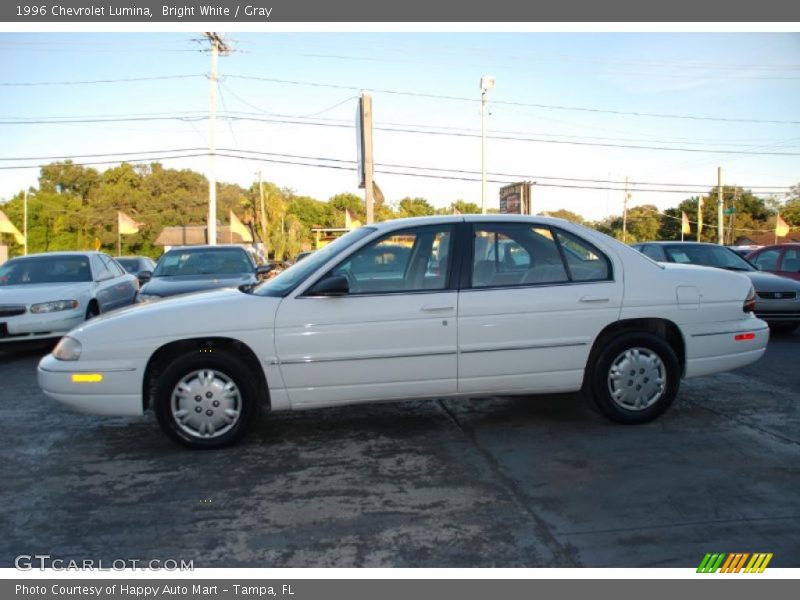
[154,350,257,449]
[587,331,680,424]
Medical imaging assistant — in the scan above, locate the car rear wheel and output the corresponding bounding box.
[154,350,256,449]
[587,332,680,424]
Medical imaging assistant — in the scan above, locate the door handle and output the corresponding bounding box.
[580,295,609,303]
[421,305,455,312]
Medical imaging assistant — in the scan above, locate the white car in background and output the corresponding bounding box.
[0,252,138,342]
[38,216,768,449]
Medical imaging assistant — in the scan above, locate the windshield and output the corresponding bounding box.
[116,258,139,273]
[0,255,92,285]
[254,227,376,297]
[663,244,755,271]
[152,247,254,277]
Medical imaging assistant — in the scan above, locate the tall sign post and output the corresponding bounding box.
[357,93,375,224]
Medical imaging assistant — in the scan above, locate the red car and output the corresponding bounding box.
[746,243,800,282]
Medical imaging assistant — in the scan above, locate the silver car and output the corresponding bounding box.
[0,252,138,342]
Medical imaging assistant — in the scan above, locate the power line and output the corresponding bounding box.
[225,75,800,126]
[0,147,792,193]
[0,74,205,86]
[6,112,798,157]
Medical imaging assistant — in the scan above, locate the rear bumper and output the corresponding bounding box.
[684,319,769,378]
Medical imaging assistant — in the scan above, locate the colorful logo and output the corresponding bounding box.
[697,553,773,573]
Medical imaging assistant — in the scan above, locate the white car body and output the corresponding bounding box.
[38,216,768,438]
[1,252,138,343]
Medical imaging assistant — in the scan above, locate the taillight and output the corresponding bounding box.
[743,285,756,313]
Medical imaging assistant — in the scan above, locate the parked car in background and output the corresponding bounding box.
[116,256,157,285]
[632,241,800,333]
[39,216,767,449]
[136,245,272,302]
[746,243,800,282]
[0,252,138,342]
[294,250,314,263]
[728,245,761,259]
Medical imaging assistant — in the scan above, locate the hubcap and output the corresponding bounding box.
[607,347,666,411]
[170,369,241,439]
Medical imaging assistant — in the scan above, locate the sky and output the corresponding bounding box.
[0,32,799,221]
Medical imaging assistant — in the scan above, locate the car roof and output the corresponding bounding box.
[366,214,576,232]
[7,251,101,260]
[163,245,248,252]
[636,241,722,247]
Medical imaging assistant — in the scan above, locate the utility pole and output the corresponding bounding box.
[480,76,495,214]
[204,33,230,246]
[622,177,630,243]
[357,94,375,224]
[258,170,268,259]
[23,190,28,255]
[697,196,703,242]
[717,166,724,245]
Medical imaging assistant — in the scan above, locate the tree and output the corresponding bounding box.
[439,199,481,215]
[397,197,434,218]
[541,209,585,224]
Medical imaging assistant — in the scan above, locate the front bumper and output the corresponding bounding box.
[37,353,144,416]
[754,296,800,323]
[0,308,84,343]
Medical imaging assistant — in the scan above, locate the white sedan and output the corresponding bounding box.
[1,252,138,342]
[38,216,768,449]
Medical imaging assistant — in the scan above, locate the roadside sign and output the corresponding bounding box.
[93,237,101,251]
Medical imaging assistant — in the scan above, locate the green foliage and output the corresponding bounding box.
[2,162,796,259]
[397,197,435,218]
[540,209,585,224]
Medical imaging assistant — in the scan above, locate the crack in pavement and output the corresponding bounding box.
[435,397,581,567]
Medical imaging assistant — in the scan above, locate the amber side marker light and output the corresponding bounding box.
[71,373,104,383]
[734,333,755,341]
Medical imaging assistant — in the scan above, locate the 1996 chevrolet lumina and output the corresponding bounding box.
[38,216,768,449]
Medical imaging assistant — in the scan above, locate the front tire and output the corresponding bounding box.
[85,301,99,320]
[154,350,257,449]
[587,332,680,424]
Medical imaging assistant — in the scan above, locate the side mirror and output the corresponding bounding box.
[256,265,273,280]
[307,274,349,297]
[138,270,152,284]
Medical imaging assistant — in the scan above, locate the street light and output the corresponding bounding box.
[480,76,495,215]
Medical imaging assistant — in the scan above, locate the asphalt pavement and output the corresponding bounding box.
[1,330,798,568]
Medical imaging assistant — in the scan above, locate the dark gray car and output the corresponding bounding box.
[632,241,800,332]
[136,246,271,302]
[116,256,157,285]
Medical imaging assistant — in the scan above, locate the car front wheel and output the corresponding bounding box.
[154,350,256,449]
[587,332,680,424]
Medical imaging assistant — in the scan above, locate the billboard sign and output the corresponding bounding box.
[499,181,532,215]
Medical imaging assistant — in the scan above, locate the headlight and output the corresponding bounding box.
[30,300,79,314]
[136,293,159,303]
[53,336,82,361]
